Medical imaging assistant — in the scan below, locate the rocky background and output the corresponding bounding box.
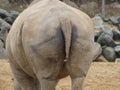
[0,0,120,62]
[0,8,19,58]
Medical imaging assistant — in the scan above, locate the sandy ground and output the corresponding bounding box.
[1,60,120,90]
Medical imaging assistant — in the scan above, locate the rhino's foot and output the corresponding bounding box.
[10,62,39,90]
[72,77,85,90]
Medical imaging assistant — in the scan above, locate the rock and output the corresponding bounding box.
[115,58,120,63]
[118,24,120,30]
[94,31,103,42]
[96,26,116,47]
[94,55,108,62]
[102,47,116,62]
[9,10,19,21]
[92,15,104,31]
[0,48,8,59]
[4,17,13,25]
[97,33,116,47]
[0,40,4,48]
[114,45,120,57]
[115,41,120,45]
[118,17,120,23]
[0,18,11,47]
[95,26,113,42]
[0,18,11,31]
[95,13,109,22]
[112,30,120,40]
[0,39,8,59]
[108,16,119,25]
[102,26,113,37]
[0,8,10,19]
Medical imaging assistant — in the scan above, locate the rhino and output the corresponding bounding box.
[6,0,101,90]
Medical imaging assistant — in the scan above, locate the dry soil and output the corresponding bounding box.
[1,60,120,90]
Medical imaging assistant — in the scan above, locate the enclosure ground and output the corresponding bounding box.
[1,60,120,90]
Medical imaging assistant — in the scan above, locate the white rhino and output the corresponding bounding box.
[6,0,101,90]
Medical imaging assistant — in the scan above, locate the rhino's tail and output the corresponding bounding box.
[60,18,72,62]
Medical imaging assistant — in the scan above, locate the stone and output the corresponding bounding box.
[103,26,113,37]
[95,13,109,22]
[4,16,13,25]
[118,24,120,30]
[114,45,120,57]
[0,8,10,19]
[0,40,4,48]
[97,33,116,47]
[112,30,120,40]
[108,16,119,25]
[118,16,120,23]
[92,15,104,30]
[102,47,116,62]
[0,18,11,47]
[115,58,120,63]
[0,48,8,59]
[94,55,108,62]
[94,30,103,42]
[10,10,19,21]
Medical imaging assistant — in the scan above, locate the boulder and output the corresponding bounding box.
[95,13,109,22]
[97,33,116,47]
[0,18,11,31]
[112,30,120,40]
[118,24,120,30]
[0,48,8,59]
[0,18,11,47]
[92,15,104,31]
[114,45,120,57]
[115,58,120,63]
[118,16,120,23]
[0,40,7,58]
[0,40,4,48]
[102,26,113,37]
[4,16,13,25]
[102,47,116,62]
[94,31,103,42]
[108,16,119,25]
[10,10,19,21]
[94,55,108,62]
[0,8,10,19]
[96,26,116,47]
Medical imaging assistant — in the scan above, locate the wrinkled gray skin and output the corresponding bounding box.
[6,0,101,90]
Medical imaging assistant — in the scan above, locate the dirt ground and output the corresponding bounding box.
[1,60,120,90]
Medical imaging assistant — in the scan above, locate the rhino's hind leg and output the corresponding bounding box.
[40,78,58,90]
[65,41,98,90]
[66,57,89,90]
[9,62,38,90]
[29,56,63,90]
[14,78,21,90]
[29,56,64,90]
